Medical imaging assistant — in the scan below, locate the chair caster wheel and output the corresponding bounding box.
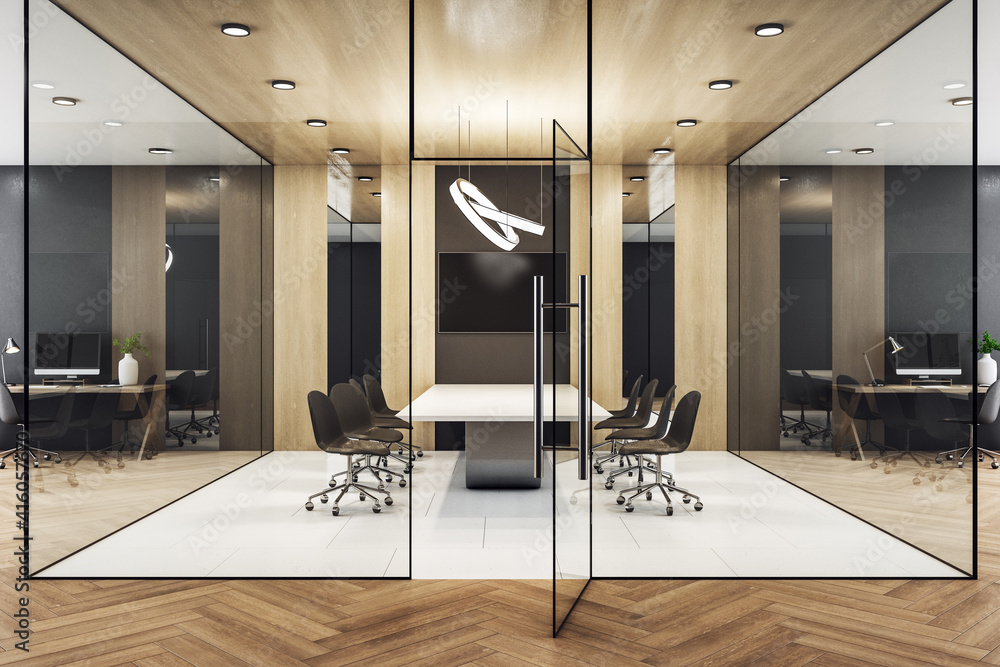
[68,475,78,486]
[993,461,999,470]
[870,462,877,469]
[935,457,943,464]
[0,462,5,469]
[666,506,673,516]
[329,480,338,489]
[596,467,604,474]
[117,462,125,469]
[352,475,359,482]
[913,478,921,485]
[417,451,423,457]
[979,454,985,462]
[177,441,184,447]
[410,454,416,461]
[694,502,703,511]
[54,457,62,464]
[404,467,412,474]
[191,438,197,444]
[205,433,212,439]
[215,429,220,435]
[625,505,634,512]
[386,476,393,483]
[399,480,406,487]
[850,452,857,461]
[305,502,315,511]
[43,454,51,461]
[372,505,381,513]
[605,482,614,490]
[682,496,691,504]
[958,461,964,468]
[320,495,329,503]
[627,471,633,477]
[645,491,652,500]
[616,495,625,505]
[359,493,367,501]
[946,454,954,461]
[385,497,393,505]
[332,506,340,516]
[378,484,385,491]
[353,462,361,468]
[619,460,624,467]
[33,462,38,468]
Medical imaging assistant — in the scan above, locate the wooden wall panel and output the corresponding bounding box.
[674,165,728,451]
[832,166,885,428]
[111,166,166,448]
[219,167,263,452]
[272,166,327,451]
[261,167,274,452]
[738,166,781,451]
[591,165,622,412]
[726,164,740,452]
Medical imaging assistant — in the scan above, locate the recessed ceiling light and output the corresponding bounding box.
[148,147,173,155]
[306,119,327,127]
[853,147,875,155]
[779,176,790,182]
[825,148,842,155]
[652,148,672,155]
[943,81,966,90]
[629,176,645,182]
[102,120,124,127]
[372,192,381,197]
[331,148,350,154]
[622,192,631,197]
[677,119,697,127]
[709,80,733,90]
[874,120,895,127]
[221,23,250,37]
[357,176,373,182]
[52,96,77,106]
[755,23,784,37]
[271,80,295,90]
[31,81,55,89]
[951,97,973,106]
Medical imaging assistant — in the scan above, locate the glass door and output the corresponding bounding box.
[535,120,591,636]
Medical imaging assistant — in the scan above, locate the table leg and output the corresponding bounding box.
[136,389,166,461]
[833,394,864,461]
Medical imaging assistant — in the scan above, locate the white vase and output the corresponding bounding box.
[118,352,139,386]
[978,353,997,386]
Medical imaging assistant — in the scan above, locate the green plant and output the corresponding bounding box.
[972,331,1000,356]
[112,332,151,358]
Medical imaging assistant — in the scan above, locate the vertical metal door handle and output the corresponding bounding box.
[533,275,544,479]
[577,275,589,481]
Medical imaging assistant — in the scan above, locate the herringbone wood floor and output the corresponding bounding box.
[1,465,998,666]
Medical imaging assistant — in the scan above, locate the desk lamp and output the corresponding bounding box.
[863,336,903,387]
[2,338,20,385]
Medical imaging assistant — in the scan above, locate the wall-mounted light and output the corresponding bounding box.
[148,147,173,155]
[52,96,77,106]
[755,23,784,37]
[221,23,250,37]
[271,80,295,90]
[677,119,697,128]
[306,119,327,127]
[629,176,645,182]
[951,97,973,106]
[331,148,350,154]
[853,148,875,155]
[652,148,672,155]
[709,80,733,90]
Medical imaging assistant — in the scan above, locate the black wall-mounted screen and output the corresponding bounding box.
[438,252,568,333]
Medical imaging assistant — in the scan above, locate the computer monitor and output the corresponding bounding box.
[31,332,102,379]
[892,332,962,378]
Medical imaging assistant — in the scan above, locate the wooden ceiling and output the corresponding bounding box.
[56,0,947,221]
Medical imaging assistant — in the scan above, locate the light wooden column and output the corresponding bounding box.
[272,165,327,451]
[591,165,623,411]
[381,164,435,450]
[219,166,264,451]
[111,166,166,449]
[737,166,781,451]
[674,165,728,451]
[832,166,885,428]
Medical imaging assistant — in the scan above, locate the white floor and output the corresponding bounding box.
[40,449,963,579]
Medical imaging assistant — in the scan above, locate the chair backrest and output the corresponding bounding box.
[307,390,349,451]
[189,368,217,405]
[363,374,392,414]
[665,390,701,451]
[780,369,806,405]
[649,384,676,439]
[915,391,968,442]
[834,374,877,420]
[83,390,121,429]
[633,378,660,423]
[329,382,376,434]
[349,378,365,395]
[168,370,195,408]
[0,383,23,427]
[979,380,1000,425]
[31,390,76,439]
[873,389,911,431]
[801,371,832,412]
[620,374,643,417]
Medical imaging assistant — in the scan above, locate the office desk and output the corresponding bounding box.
[9,383,168,459]
[833,383,982,460]
[404,384,610,489]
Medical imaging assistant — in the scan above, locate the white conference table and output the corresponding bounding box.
[402,384,610,489]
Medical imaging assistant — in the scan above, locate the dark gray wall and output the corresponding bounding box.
[780,233,832,371]
[978,166,1000,449]
[328,241,381,388]
[165,232,219,370]
[0,167,25,385]
[435,165,568,384]
[27,166,113,383]
[622,241,674,395]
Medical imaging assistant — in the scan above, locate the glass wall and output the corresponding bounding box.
[729,0,975,575]
[25,0,272,574]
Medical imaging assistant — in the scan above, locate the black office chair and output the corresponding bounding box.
[175,368,218,445]
[872,389,924,473]
[780,369,822,441]
[165,370,199,446]
[363,374,422,459]
[195,369,220,435]
[592,374,644,460]
[834,374,882,460]
[603,384,676,488]
[593,378,659,474]
[615,390,703,515]
[305,391,392,515]
[112,374,158,457]
[935,381,1000,469]
[68,389,122,469]
[801,371,833,446]
[0,385,72,469]
[329,382,409,486]
[914,391,971,467]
